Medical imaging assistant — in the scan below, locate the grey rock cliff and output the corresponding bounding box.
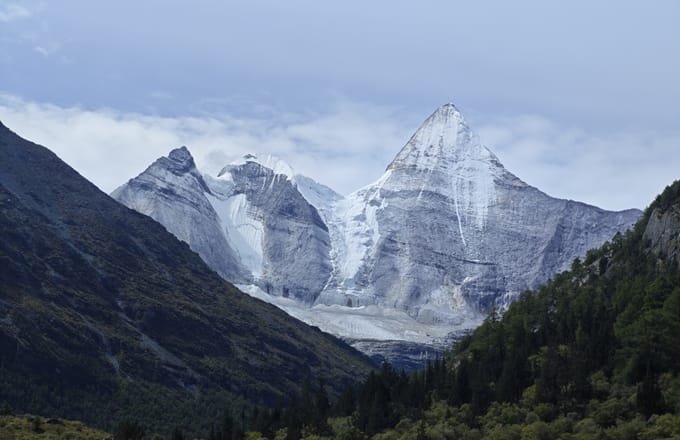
[205,159,333,303]
[111,146,249,283]
[113,151,333,303]
[644,205,680,269]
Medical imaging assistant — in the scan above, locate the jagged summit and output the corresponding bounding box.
[374,104,504,230]
[387,103,496,173]
[168,145,195,166]
[144,145,202,178]
[428,102,464,125]
[319,102,640,331]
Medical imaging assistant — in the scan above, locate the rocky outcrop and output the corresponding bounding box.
[644,205,680,269]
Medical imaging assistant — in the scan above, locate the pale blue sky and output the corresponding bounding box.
[1,1,679,210]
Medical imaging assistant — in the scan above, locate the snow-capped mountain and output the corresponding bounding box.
[111,147,249,283]
[317,104,640,326]
[114,149,337,304]
[112,104,641,363]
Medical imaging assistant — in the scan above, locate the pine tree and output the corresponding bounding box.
[171,427,185,440]
[113,420,145,440]
[333,385,357,417]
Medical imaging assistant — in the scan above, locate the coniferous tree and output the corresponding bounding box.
[637,372,666,417]
[451,357,471,406]
[114,420,145,440]
[171,427,185,440]
[333,385,357,417]
[219,410,234,440]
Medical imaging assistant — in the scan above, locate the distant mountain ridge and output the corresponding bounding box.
[0,121,373,435]
[113,103,641,364]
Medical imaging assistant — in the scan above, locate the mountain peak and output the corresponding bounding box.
[436,102,461,114]
[168,145,195,166]
[387,103,485,172]
[0,120,15,138]
[425,102,466,128]
[160,146,201,176]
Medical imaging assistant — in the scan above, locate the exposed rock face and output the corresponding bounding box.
[347,339,454,372]
[644,205,680,269]
[205,159,333,303]
[111,146,249,283]
[114,152,334,303]
[112,104,642,355]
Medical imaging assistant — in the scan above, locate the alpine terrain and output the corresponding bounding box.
[113,104,641,367]
[0,121,374,435]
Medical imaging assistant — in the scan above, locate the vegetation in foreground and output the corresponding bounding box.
[0,413,110,440]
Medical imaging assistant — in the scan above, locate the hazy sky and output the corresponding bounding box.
[1,1,679,210]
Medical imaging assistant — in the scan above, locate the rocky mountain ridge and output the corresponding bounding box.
[113,104,642,363]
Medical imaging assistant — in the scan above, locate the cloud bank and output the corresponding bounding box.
[1,93,677,211]
[477,116,680,211]
[0,94,411,196]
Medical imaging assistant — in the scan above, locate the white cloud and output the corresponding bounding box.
[0,94,410,196]
[33,45,48,56]
[476,115,680,211]
[32,39,62,58]
[0,93,677,211]
[0,3,31,22]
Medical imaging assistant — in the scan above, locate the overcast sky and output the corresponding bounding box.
[1,1,679,210]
